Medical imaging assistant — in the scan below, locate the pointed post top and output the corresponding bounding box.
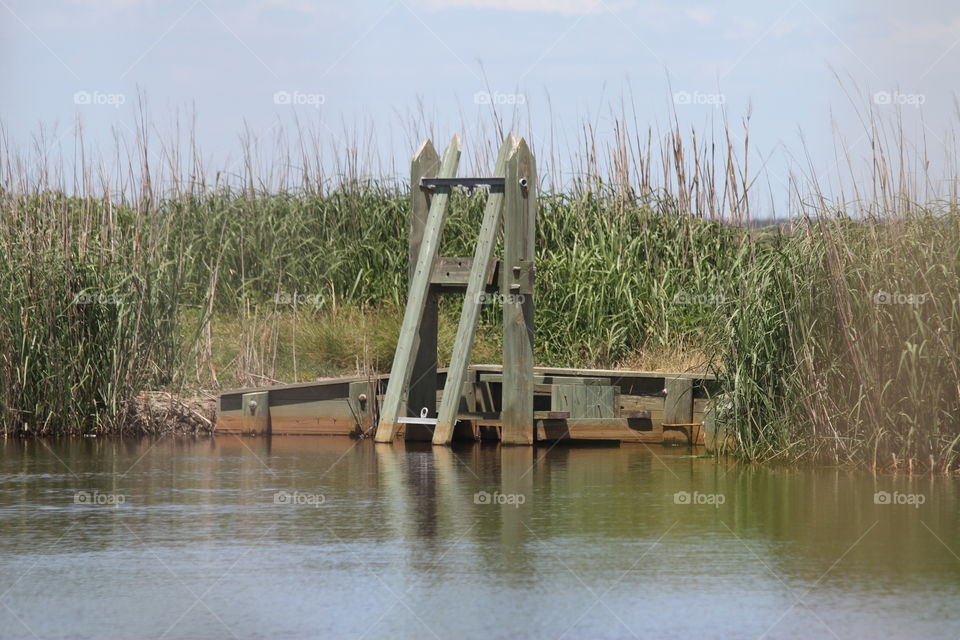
[510,136,530,156]
[448,133,462,153]
[436,135,462,174]
[412,139,438,164]
[496,133,517,173]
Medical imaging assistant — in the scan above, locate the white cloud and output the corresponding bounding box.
[684,8,713,26]
[65,0,151,8]
[417,0,603,15]
[889,16,960,45]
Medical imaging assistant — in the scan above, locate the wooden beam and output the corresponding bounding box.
[406,140,442,440]
[229,391,269,435]
[536,418,663,442]
[664,377,694,425]
[429,257,501,288]
[349,380,376,436]
[551,384,616,418]
[432,135,515,445]
[376,136,461,442]
[477,373,608,386]
[501,137,536,445]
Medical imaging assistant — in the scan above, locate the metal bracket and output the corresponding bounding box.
[397,407,438,425]
[420,177,506,192]
[504,259,535,295]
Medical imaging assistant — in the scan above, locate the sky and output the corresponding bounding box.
[2,0,959,212]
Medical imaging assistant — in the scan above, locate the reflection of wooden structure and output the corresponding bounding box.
[217,135,721,447]
[217,365,718,446]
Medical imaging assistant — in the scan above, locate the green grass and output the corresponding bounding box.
[1,113,957,472]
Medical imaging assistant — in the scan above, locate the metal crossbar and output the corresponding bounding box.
[420,177,506,191]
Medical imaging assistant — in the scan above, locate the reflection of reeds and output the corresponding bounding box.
[1,101,957,471]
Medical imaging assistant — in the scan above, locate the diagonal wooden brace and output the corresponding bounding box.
[375,136,461,443]
[432,135,516,445]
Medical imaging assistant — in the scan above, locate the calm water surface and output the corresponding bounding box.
[0,436,958,639]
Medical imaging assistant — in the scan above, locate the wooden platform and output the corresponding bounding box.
[218,366,720,446]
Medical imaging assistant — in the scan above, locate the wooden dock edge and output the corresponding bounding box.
[217,366,723,446]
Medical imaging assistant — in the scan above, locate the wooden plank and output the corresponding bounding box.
[478,373,608,386]
[501,137,536,445]
[407,140,442,442]
[217,416,268,435]
[619,395,666,413]
[430,257,500,287]
[470,364,717,382]
[267,399,354,418]
[455,411,501,421]
[349,380,376,436]
[219,374,387,398]
[243,391,269,435]
[217,391,270,435]
[452,381,479,441]
[662,425,693,444]
[433,136,515,445]
[534,411,571,419]
[536,418,664,443]
[664,377,694,425]
[702,394,730,450]
[567,418,660,442]
[376,137,461,443]
[551,384,616,418]
[271,416,357,436]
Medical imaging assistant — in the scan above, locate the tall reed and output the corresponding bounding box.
[0,103,957,472]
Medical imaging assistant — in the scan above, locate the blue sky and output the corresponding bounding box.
[2,0,958,210]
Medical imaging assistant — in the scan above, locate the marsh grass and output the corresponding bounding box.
[1,105,957,472]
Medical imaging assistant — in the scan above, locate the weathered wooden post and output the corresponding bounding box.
[375,137,461,443]
[405,141,442,441]
[500,139,537,444]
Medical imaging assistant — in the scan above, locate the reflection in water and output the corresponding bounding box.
[0,436,958,639]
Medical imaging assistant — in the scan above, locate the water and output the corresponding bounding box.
[0,436,957,639]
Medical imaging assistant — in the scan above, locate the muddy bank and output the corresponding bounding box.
[119,391,218,436]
